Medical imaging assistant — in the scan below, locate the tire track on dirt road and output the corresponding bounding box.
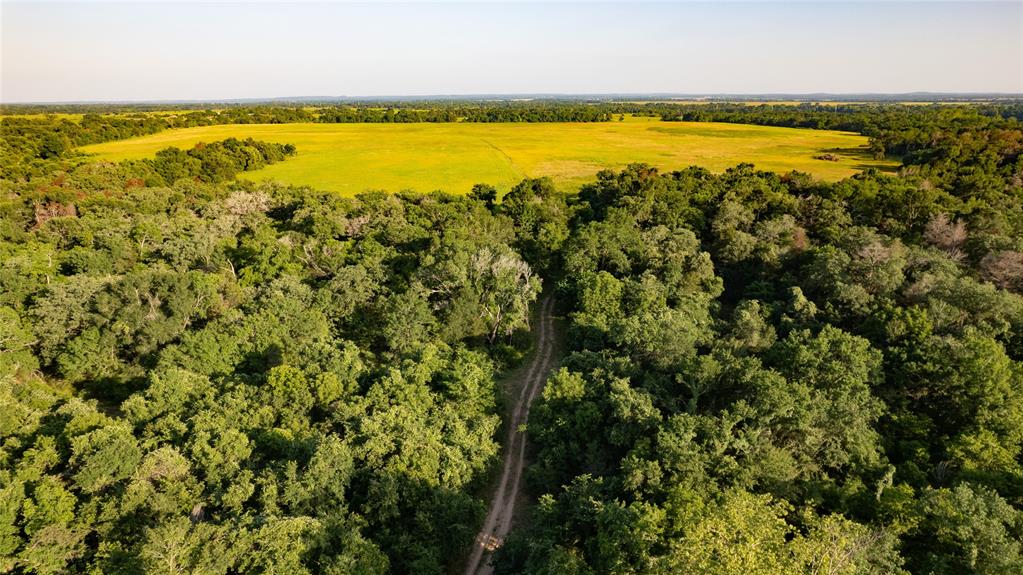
[465,295,557,575]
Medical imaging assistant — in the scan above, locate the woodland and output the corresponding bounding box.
[1,101,1021,573]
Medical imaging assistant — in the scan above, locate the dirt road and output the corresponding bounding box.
[464,295,557,575]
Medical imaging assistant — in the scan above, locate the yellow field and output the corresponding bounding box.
[79,119,894,195]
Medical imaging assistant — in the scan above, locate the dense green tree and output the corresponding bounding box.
[906,484,1023,574]
[4,101,1023,574]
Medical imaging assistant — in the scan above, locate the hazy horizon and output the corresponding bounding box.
[3,1,1022,103]
[7,92,1023,106]
[4,91,1023,106]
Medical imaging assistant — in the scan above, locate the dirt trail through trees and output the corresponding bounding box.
[465,295,557,575]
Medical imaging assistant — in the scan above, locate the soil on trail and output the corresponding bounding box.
[464,295,558,575]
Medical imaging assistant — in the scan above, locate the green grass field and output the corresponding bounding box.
[79,119,894,195]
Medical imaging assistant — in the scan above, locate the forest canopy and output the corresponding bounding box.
[1,100,1022,574]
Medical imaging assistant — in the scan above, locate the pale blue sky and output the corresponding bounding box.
[2,1,1021,102]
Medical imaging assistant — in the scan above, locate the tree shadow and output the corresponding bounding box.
[821,146,899,173]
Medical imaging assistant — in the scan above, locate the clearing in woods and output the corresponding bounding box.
[80,118,895,195]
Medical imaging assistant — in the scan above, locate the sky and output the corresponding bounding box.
[1,1,1021,103]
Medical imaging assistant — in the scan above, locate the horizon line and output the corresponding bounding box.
[4,91,1023,107]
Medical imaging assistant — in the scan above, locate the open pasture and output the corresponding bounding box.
[80,119,894,195]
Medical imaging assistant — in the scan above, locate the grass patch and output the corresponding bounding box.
[80,121,895,195]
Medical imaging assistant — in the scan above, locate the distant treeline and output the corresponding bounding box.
[2,115,168,180]
[1,114,302,181]
[657,102,1023,158]
[315,104,613,123]
[126,138,296,185]
[657,102,1023,130]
